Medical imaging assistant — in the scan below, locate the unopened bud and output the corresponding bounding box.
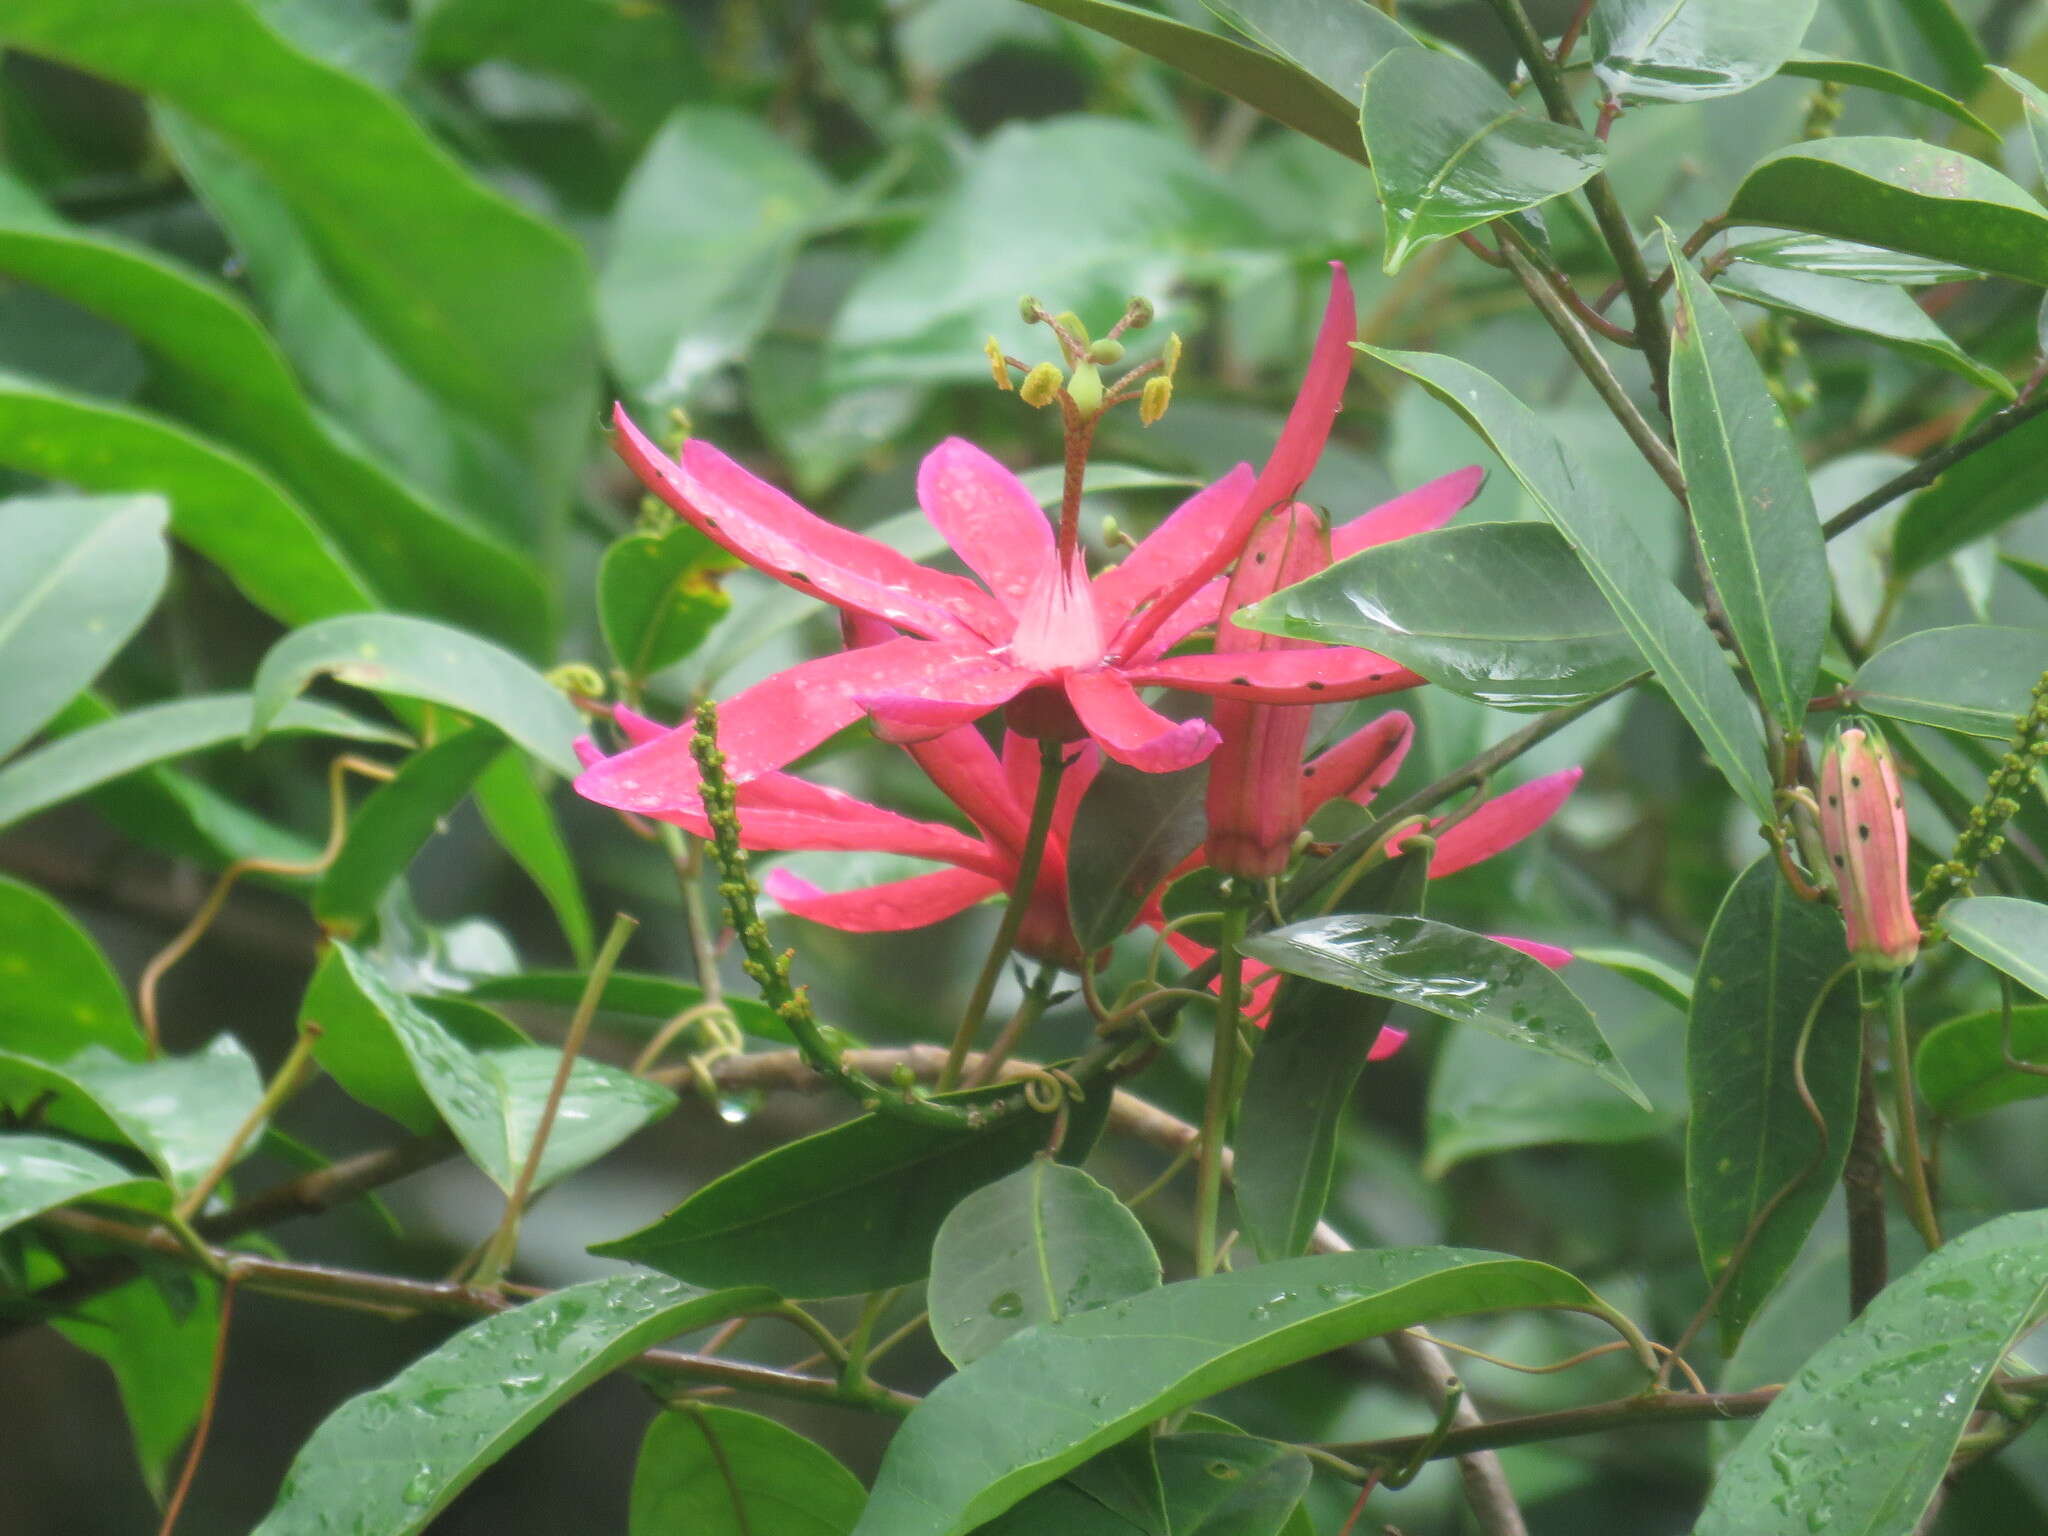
[985,335,1012,390]
[1018,295,1042,323]
[1066,360,1104,417]
[1139,374,1172,426]
[546,662,607,700]
[1819,719,1920,970]
[1019,362,1063,408]
[1087,337,1124,365]
[1124,296,1155,330]
[1161,332,1183,378]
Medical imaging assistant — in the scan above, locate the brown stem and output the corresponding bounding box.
[1823,390,2048,540]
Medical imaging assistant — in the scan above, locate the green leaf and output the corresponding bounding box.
[0,1035,263,1194]
[0,173,551,656]
[1591,0,1821,104]
[1849,626,2048,739]
[2004,553,2048,605]
[1916,1002,2048,1118]
[1361,345,1774,822]
[52,1269,219,1500]
[0,493,167,761]
[0,874,143,1062]
[1665,233,1829,733]
[593,1079,1111,1299]
[1157,1434,1309,1536]
[1892,410,2048,576]
[928,1158,1161,1367]
[1726,138,2048,288]
[469,1045,677,1191]
[473,754,595,966]
[1199,0,1419,102]
[469,969,796,1047]
[1990,68,2048,189]
[598,522,734,682]
[250,614,582,776]
[0,691,407,835]
[1243,914,1649,1107]
[0,1132,167,1232]
[314,727,507,939]
[629,1405,867,1536]
[0,0,598,479]
[851,1248,1624,1536]
[601,108,835,405]
[1573,946,1693,1010]
[1067,755,1208,954]
[1777,52,1994,135]
[252,1271,772,1536]
[1726,234,1981,285]
[1895,0,1986,98]
[0,375,369,626]
[1361,50,1605,272]
[1686,857,1860,1349]
[1013,0,1364,165]
[1240,520,1644,710]
[1942,896,2048,1000]
[1696,1209,2048,1535]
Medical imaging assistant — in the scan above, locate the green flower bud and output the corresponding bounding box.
[1140,374,1172,426]
[1018,294,1042,323]
[1124,296,1155,329]
[1019,362,1064,408]
[1066,360,1105,417]
[546,662,607,700]
[1086,337,1125,365]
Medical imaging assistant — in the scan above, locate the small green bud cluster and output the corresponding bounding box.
[1918,671,2048,917]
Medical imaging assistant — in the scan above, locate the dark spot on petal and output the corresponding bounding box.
[1851,774,1862,788]
[1858,824,1870,840]
[1826,795,1838,807]
[1254,551,1268,564]
[1308,681,1327,691]
[1833,855,1845,867]
[1232,676,1250,687]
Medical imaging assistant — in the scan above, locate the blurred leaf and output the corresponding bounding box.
[250,614,582,776]
[469,969,796,1047]
[601,108,835,405]
[1243,915,1648,1106]
[1726,138,2048,287]
[0,875,142,1061]
[1776,53,1993,135]
[1942,896,2048,1000]
[472,754,595,966]
[1591,0,1821,104]
[1573,947,1693,1009]
[593,1078,1111,1299]
[0,375,370,625]
[0,492,166,761]
[1362,345,1774,822]
[1895,0,1986,98]
[1665,236,1829,733]
[1362,50,1604,271]
[629,1405,867,1536]
[1156,1433,1309,1536]
[975,1478,1159,1534]
[52,1269,218,1500]
[1067,755,1208,953]
[0,692,407,835]
[0,1133,167,1233]
[929,1158,1161,1367]
[1200,0,1418,101]
[1696,1209,2048,1535]
[1989,68,2048,187]
[1728,234,1980,284]
[852,1249,1621,1536]
[1015,0,1363,165]
[599,522,734,682]
[1242,521,1642,711]
[251,1272,773,1536]
[2003,553,2048,604]
[313,726,506,939]
[1848,626,2048,739]
[1687,857,1859,1349]
[1916,1002,2048,1118]
[1891,411,2048,576]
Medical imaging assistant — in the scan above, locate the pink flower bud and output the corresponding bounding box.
[1819,719,1920,970]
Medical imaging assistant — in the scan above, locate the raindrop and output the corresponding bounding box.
[988,1291,1025,1318]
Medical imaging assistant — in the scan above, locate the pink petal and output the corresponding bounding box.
[1009,551,1107,672]
[917,439,1054,616]
[573,735,603,770]
[857,659,1038,743]
[1423,767,1583,878]
[901,727,1032,855]
[765,865,1002,932]
[1244,262,1357,523]
[1064,669,1220,772]
[1122,577,1226,663]
[1331,465,1485,558]
[1126,648,1423,704]
[1366,1025,1410,1060]
[612,705,667,746]
[613,407,1007,641]
[1302,710,1414,816]
[1491,935,1574,969]
[1096,465,1258,644]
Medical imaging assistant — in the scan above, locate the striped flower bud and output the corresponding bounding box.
[1819,718,1920,970]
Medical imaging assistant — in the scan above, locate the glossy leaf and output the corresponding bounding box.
[1892,411,2048,576]
[593,1079,1110,1298]
[1242,914,1648,1107]
[1067,754,1208,953]
[1240,520,1643,710]
[0,692,407,835]
[598,522,733,682]
[0,493,167,761]
[473,754,595,966]
[1591,0,1821,104]
[250,614,582,776]
[1665,235,1829,733]
[1361,50,1605,271]
[1199,0,1418,102]
[1942,897,2048,1000]
[1916,1003,2048,1119]
[0,1133,167,1233]
[1849,626,2048,739]
[1715,261,2012,397]
[629,1406,867,1536]
[1726,138,2048,288]
[1687,857,1860,1348]
[314,727,505,938]
[0,874,143,1062]
[1696,1208,2048,1535]
[469,969,795,1047]
[1361,346,1774,821]
[1726,234,1980,285]
[1157,1433,1309,1536]
[851,1248,1621,1536]
[471,1045,677,1192]
[1776,52,1993,135]
[252,1271,771,1536]
[929,1158,1161,1367]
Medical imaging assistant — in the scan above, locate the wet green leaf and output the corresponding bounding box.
[1199,0,1418,102]
[599,522,733,682]
[1849,626,2048,739]
[1916,1002,2048,1119]
[1942,897,2048,1001]
[630,1405,867,1536]
[1726,138,2048,288]
[0,1133,167,1233]
[1592,0,1821,104]
[1776,52,1993,134]
[1240,521,1643,711]
[1696,1209,2048,1535]
[252,1271,772,1536]
[1361,50,1605,271]
[1067,754,1208,953]
[1726,234,1980,285]
[929,1158,1161,1367]
[0,874,142,1062]
[1892,411,2048,577]
[1156,1433,1309,1536]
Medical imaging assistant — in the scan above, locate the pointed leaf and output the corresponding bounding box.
[0,1133,168,1232]
[0,875,142,1062]
[1592,0,1821,104]
[1848,626,2048,739]
[629,1405,867,1536]
[1990,67,2048,188]
[1777,53,1993,135]
[1726,234,1980,284]
[1199,0,1419,101]
[1916,1002,2048,1119]
[1942,897,2048,1000]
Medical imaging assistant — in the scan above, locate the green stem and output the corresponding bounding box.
[942,739,1068,1091]
[1194,901,1250,1278]
[1880,972,1943,1251]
